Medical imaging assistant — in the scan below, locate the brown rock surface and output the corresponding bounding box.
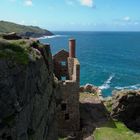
[111,90,140,132]
[80,93,110,140]
[0,39,58,140]
[80,84,100,94]
[2,32,22,40]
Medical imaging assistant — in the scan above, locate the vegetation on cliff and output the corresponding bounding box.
[0,21,53,38]
[79,92,140,140]
[94,120,140,140]
[0,36,57,140]
[0,37,42,64]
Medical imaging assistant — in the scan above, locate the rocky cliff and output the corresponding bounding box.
[111,90,140,132]
[0,38,58,140]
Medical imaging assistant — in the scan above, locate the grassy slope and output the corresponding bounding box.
[0,38,42,64]
[94,120,140,140]
[80,93,140,140]
[0,21,53,37]
[94,98,140,140]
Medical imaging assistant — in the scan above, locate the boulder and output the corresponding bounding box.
[2,32,22,40]
[79,84,100,94]
[79,86,84,92]
[84,84,93,92]
[111,90,140,132]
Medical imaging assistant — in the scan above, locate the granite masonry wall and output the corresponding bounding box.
[53,39,80,137]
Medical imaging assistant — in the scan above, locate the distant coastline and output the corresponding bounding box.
[37,34,66,40]
[40,31,140,97]
[0,20,53,38]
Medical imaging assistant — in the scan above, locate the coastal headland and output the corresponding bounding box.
[0,33,140,140]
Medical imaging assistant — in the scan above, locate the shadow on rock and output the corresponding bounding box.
[80,94,116,139]
[111,90,140,132]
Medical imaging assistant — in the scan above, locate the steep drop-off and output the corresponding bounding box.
[0,38,58,140]
[111,90,140,132]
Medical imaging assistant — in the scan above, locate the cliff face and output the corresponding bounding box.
[111,90,140,132]
[0,39,58,140]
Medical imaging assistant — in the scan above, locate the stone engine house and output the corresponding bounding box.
[53,39,80,136]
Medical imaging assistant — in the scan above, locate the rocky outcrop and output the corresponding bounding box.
[80,93,109,140]
[0,38,58,140]
[111,90,140,132]
[79,84,100,94]
[2,32,22,40]
[21,31,53,38]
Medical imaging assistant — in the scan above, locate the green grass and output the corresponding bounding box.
[0,39,41,64]
[80,92,99,100]
[0,39,29,64]
[0,20,52,37]
[94,120,140,140]
[59,138,67,140]
[104,99,113,112]
[95,99,140,140]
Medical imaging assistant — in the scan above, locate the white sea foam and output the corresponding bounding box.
[38,35,67,40]
[99,74,115,90]
[115,84,140,90]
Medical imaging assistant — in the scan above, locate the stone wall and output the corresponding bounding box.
[72,58,80,83]
[67,57,74,80]
[53,39,80,138]
[0,42,58,140]
[57,80,80,137]
[53,50,69,80]
[55,57,80,137]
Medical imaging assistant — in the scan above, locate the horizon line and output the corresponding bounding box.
[51,30,140,32]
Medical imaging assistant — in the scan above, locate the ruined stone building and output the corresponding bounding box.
[0,34,80,139]
[53,39,80,136]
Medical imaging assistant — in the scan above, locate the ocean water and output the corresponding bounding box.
[40,31,140,97]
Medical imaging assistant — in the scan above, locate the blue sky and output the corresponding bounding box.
[0,0,140,31]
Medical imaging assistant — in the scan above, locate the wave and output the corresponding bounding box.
[99,74,115,90]
[115,84,140,90]
[38,35,67,39]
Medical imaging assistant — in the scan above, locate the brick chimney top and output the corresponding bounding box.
[69,38,76,58]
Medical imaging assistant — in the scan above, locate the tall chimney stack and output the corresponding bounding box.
[69,39,76,58]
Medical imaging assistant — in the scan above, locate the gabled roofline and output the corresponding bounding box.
[53,49,69,58]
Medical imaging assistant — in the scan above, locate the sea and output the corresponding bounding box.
[39,31,140,97]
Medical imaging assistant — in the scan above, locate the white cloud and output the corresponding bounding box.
[134,22,139,25]
[123,16,131,22]
[66,0,95,8]
[79,0,93,7]
[93,23,97,26]
[9,0,16,2]
[66,0,74,6]
[70,22,75,25]
[25,0,33,6]
[20,20,26,24]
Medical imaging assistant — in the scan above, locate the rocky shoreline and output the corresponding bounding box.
[0,34,140,140]
[80,83,140,133]
[80,84,101,94]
